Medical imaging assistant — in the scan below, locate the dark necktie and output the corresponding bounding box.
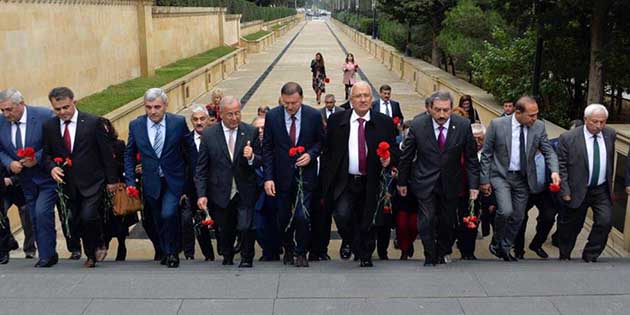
[520,125,527,177]
[590,134,600,188]
[14,122,23,149]
[437,126,445,151]
[289,115,296,146]
[385,101,391,117]
[328,109,333,117]
[357,118,367,175]
[63,120,72,152]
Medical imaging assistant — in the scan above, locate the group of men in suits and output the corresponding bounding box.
[1,81,629,269]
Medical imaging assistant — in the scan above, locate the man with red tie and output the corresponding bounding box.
[321,81,398,267]
[43,87,118,268]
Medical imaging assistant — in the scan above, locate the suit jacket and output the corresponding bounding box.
[558,126,615,208]
[195,123,261,230]
[320,106,344,123]
[321,109,398,228]
[340,101,351,111]
[480,116,559,194]
[0,105,55,186]
[398,114,479,199]
[262,104,324,192]
[43,111,117,197]
[124,113,191,200]
[372,99,404,122]
[183,131,201,202]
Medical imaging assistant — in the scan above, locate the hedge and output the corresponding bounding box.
[156,0,296,22]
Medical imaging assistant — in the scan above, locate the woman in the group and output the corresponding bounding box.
[393,121,418,260]
[342,53,358,100]
[206,89,223,122]
[310,52,327,105]
[458,94,480,124]
[102,118,139,261]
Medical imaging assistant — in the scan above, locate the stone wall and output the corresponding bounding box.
[224,14,242,46]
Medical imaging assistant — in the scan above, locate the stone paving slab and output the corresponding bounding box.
[83,299,182,315]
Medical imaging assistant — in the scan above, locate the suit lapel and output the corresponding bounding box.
[505,118,512,159]
[162,114,173,156]
[576,126,588,172]
[25,107,36,148]
[425,118,439,150]
[526,123,535,160]
[140,116,157,159]
[443,119,457,150]
[233,124,246,165]
[73,111,88,155]
[277,109,291,146]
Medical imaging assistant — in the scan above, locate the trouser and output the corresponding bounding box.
[255,194,281,258]
[416,191,458,262]
[514,190,557,254]
[334,175,375,261]
[309,190,332,257]
[180,196,214,259]
[3,186,36,254]
[395,211,418,253]
[557,183,612,259]
[491,172,529,254]
[213,194,255,261]
[22,181,58,259]
[141,200,162,257]
[67,189,104,260]
[456,196,480,256]
[144,179,181,256]
[277,189,311,256]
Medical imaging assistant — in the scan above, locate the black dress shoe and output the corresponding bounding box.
[283,253,294,265]
[378,253,389,260]
[514,251,525,260]
[185,255,194,260]
[0,252,9,264]
[167,255,180,268]
[116,247,127,261]
[582,255,597,263]
[307,253,320,261]
[154,252,162,261]
[222,257,234,265]
[160,256,168,265]
[408,244,415,258]
[24,252,35,259]
[423,260,436,267]
[69,251,81,260]
[359,259,373,267]
[8,239,19,251]
[295,255,309,267]
[35,254,58,268]
[505,253,518,262]
[319,253,331,261]
[83,258,96,268]
[529,246,549,259]
[437,256,447,264]
[239,259,253,268]
[340,243,352,260]
[559,254,571,261]
[400,252,408,260]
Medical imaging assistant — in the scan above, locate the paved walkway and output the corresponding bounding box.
[1,18,627,315]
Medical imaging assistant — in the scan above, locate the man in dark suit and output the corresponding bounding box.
[322,81,398,267]
[125,88,192,268]
[397,91,480,266]
[480,96,560,262]
[372,85,404,123]
[43,87,118,268]
[557,104,616,262]
[196,96,260,267]
[262,82,324,267]
[180,105,215,261]
[320,94,344,124]
[0,88,50,264]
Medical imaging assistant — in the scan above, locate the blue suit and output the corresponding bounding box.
[0,105,58,259]
[262,104,324,256]
[124,113,191,255]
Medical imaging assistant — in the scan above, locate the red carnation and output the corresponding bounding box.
[126,186,140,199]
[383,206,392,214]
[467,222,477,229]
[324,77,330,84]
[65,158,72,167]
[289,147,298,157]
[201,217,215,227]
[549,183,560,193]
[17,148,24,157]
[296,146,305,154]
[136,152,141,162]
[53,157,64,164]
[17,147,35,159]
[378,141,390,151]
[376,141,390,160]
[392,117,400,126]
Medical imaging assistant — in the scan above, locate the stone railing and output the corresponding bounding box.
[104,48,246,141]
[333,18,630,256]
[239,15,299,54]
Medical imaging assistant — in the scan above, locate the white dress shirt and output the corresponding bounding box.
[11,106,27,148]
[584,127,607,186]
[222,122,237,160]
[59,109,79,152]
[284,106,301,143]
[508,114,528,171]
[379,99,391,117]
[194,131,202,151]
[348,110,370,175]
[432,118,450,140]
[146,115,166,148]
[326,107,335,119]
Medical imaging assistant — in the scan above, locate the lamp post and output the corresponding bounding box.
[371,0,377,39]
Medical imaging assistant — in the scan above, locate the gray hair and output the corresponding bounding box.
[219,96,241,110]
[425,96,433,107]
[190,104,208,116]
[144,88,168,104]
[471,123,486,135]
[350,81,371,96]
[324,94,336,101]
[431,91,453,107]
[0,88,24,105]
[584,104,608,119]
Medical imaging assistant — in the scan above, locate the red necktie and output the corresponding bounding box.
[63,120,72,152]
[438,126,446,151]
[289,115,296,146]
[358,118,367,174]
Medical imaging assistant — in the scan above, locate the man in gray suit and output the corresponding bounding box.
[557,104,615,262]
[479,96,560,261]
[320,94,344,125]
[195,96,261,268]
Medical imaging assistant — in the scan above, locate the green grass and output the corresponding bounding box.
[272,23,285,31]
[243,30,271,41]
[78,46,237,116]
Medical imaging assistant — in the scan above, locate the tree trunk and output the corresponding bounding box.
[431,16,441,67]
[449,56,456,76]
[586,1,609,105]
